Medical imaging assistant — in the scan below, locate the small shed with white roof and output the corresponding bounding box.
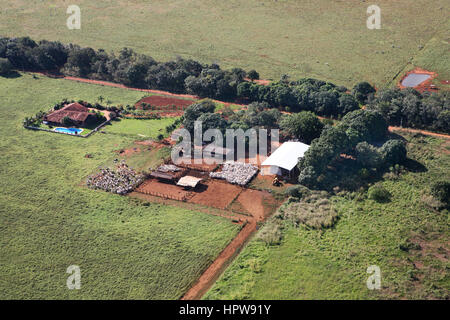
[260,141,310,177]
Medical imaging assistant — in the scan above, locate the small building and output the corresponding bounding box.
[261,141,310,177]
[44,102,97,127]
[177,176,202,189]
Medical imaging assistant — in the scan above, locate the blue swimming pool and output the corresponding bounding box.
[54,127,83,135]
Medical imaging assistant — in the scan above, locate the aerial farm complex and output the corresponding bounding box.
[0,0,448,301]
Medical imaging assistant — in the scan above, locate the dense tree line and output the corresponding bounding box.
[2,36,447,133]
[367,88,449,133]
[0,36,244,99]
[297,109,407,188]
[237,78,360,118]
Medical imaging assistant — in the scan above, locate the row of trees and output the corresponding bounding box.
[367,88,449,133]
[182,100,325,146]
[237,78,360,118]
[3,37,447,133]
[0,36,247,99]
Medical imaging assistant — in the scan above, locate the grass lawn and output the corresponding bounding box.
[205,133,449,300]
[104,118,178,139]
[0,73,240,299]
[0,0,448,88]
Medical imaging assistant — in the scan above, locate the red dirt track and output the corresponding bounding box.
[181,220,257,300]
[388,126,450,139]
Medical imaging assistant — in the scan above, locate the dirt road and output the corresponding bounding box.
[181,220,257,300]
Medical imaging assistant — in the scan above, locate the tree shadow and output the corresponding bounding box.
[403,158,427,173]
[0,71,22,79]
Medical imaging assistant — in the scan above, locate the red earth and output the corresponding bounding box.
[136,95,196,110]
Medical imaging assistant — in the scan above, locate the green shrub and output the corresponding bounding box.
[381,139,407,166]
[257,218,283,246]
[285,185,310,199]
[368,184,391,203]
[430,181,450,205]
[283,196,338,229]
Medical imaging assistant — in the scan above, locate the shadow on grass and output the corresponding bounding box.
[404,158,427,173]
[0,71,22,79]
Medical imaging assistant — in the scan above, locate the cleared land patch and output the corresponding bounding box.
[189,181,243,210]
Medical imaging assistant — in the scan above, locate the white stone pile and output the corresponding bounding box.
[210,161,258,186]
[86,161,145,195]
[157,164,181,172]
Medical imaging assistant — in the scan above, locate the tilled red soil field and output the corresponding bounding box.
[188,180,243,209]
[136,95,196,109]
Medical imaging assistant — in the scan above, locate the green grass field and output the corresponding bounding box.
[104,118,178,139]
[0,0,448,88]
[205,133,449,300]
[0,73,240,299]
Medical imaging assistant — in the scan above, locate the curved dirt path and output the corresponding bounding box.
[389,126,450,139]
[181,220,257,300]
[39,73,249,108]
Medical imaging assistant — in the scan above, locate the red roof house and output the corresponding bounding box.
[44,103,96,126]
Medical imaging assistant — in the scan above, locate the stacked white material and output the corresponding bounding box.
[210,162,258,186]
[86,162,145,195]
[157,164,181,172]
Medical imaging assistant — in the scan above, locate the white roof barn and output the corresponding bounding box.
[261,141,310,176]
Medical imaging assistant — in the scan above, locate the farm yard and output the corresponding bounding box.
[0,0,448,303]
[0,73,242,299]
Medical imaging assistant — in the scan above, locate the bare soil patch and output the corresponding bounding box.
[189,180,242,209]
[136,95,196,109]
[136,179,192,201]
[115,147,141,156]
[234,189,279,221]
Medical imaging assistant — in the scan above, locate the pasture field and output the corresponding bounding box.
[0,73,240,299]
[104,118,178,139]
[205,133,450,300]
[0,0,448,88]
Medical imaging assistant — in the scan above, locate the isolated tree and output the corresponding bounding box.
[380,139,407,165]
[430,181,450,206]
[247,69,260,81]
[352,81,376,105]
[355,142,382,168]
[280,111,324,144]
